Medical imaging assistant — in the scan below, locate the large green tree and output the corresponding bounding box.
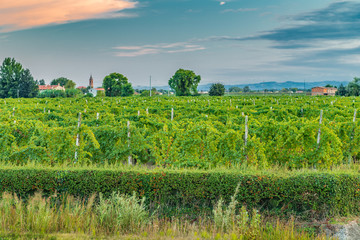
[50,77,76,89]
[209,83,225,96]
[347,77,360,96]
[102,73,134,97]
[168,69,201,96]
[0,58,39,98]
[336,84,347,96]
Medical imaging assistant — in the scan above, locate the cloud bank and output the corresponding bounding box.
[0,0,137,32]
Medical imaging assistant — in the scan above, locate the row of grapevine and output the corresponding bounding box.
[0,95,358,168]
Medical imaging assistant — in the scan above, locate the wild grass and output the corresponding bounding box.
[0,191,332,239]
[2,159,360,175]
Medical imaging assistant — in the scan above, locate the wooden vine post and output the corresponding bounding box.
[171,108,174,121]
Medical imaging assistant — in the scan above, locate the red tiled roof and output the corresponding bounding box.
[77,86,87,89]
[95,88,105,91]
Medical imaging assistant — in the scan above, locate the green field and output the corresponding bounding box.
[0,95,358,239]
[0,95,358,168]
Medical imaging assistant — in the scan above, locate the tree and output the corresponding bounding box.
[39,79,46,85]
[243,86,251,93]
[0,58,39,98]
[19,69,39,98]
[140,88,157,97]
[229,86,242,92]
[65,89,82,97]
[168,69,201,96]
[121,83,134,97]
[38,90,66,98]
[96,90,105,97]
[346,78,360,96]
[209,83,225,96]
[102,72,134,97]
[50,77,76,89]
[64,80,76,89]
[336,84,347,96]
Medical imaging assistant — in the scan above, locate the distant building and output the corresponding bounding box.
[86,75,105,97]
[39,84,65,93]
[89,75,94,88]
[76,86,87,90]
[311,87,337,96]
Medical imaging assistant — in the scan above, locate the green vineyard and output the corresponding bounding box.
[0,95,358,168]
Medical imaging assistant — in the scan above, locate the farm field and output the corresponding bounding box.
[0,95,359,168]
[0,95,359,239]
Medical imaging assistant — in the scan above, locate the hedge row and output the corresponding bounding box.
[0,167,359,218]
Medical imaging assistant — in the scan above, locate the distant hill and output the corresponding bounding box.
[198,81,350,91]
[135,81,349,91]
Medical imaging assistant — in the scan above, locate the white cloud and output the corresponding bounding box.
[0,0,137,32]
[338,55,360,65]
[222,8,258,13]
[114,41,205,57]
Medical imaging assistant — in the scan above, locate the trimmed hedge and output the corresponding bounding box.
[0,167,359,218]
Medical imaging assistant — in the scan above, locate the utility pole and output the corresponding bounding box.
[150,75,152,97]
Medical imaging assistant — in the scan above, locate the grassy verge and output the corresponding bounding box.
[0,191,330,240]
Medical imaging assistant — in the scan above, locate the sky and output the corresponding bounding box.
[0,0,360,88]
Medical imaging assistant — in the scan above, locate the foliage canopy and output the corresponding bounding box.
[0,58,39,98]
[50,77,76,89]
[209,83,225,96]
[168,69,201,96]
[103,73,134,97]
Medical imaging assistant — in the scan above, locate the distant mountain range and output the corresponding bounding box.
[135,81,350,91]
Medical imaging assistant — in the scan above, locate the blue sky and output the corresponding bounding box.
[0,0,359,87]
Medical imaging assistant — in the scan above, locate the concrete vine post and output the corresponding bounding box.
[128,121,132,165]
[349,109,357,164]
[316,110,323,149]
[245,115,248,146]
[74,112,82,163]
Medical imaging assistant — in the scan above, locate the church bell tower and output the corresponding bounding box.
[89,75,94,88]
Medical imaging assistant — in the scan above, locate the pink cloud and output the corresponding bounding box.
[0,0,137,32]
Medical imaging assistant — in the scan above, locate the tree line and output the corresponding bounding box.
[0,58,210,98]
[0,57,236,98]
[5,57,359,98]
[336,78,360,96]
